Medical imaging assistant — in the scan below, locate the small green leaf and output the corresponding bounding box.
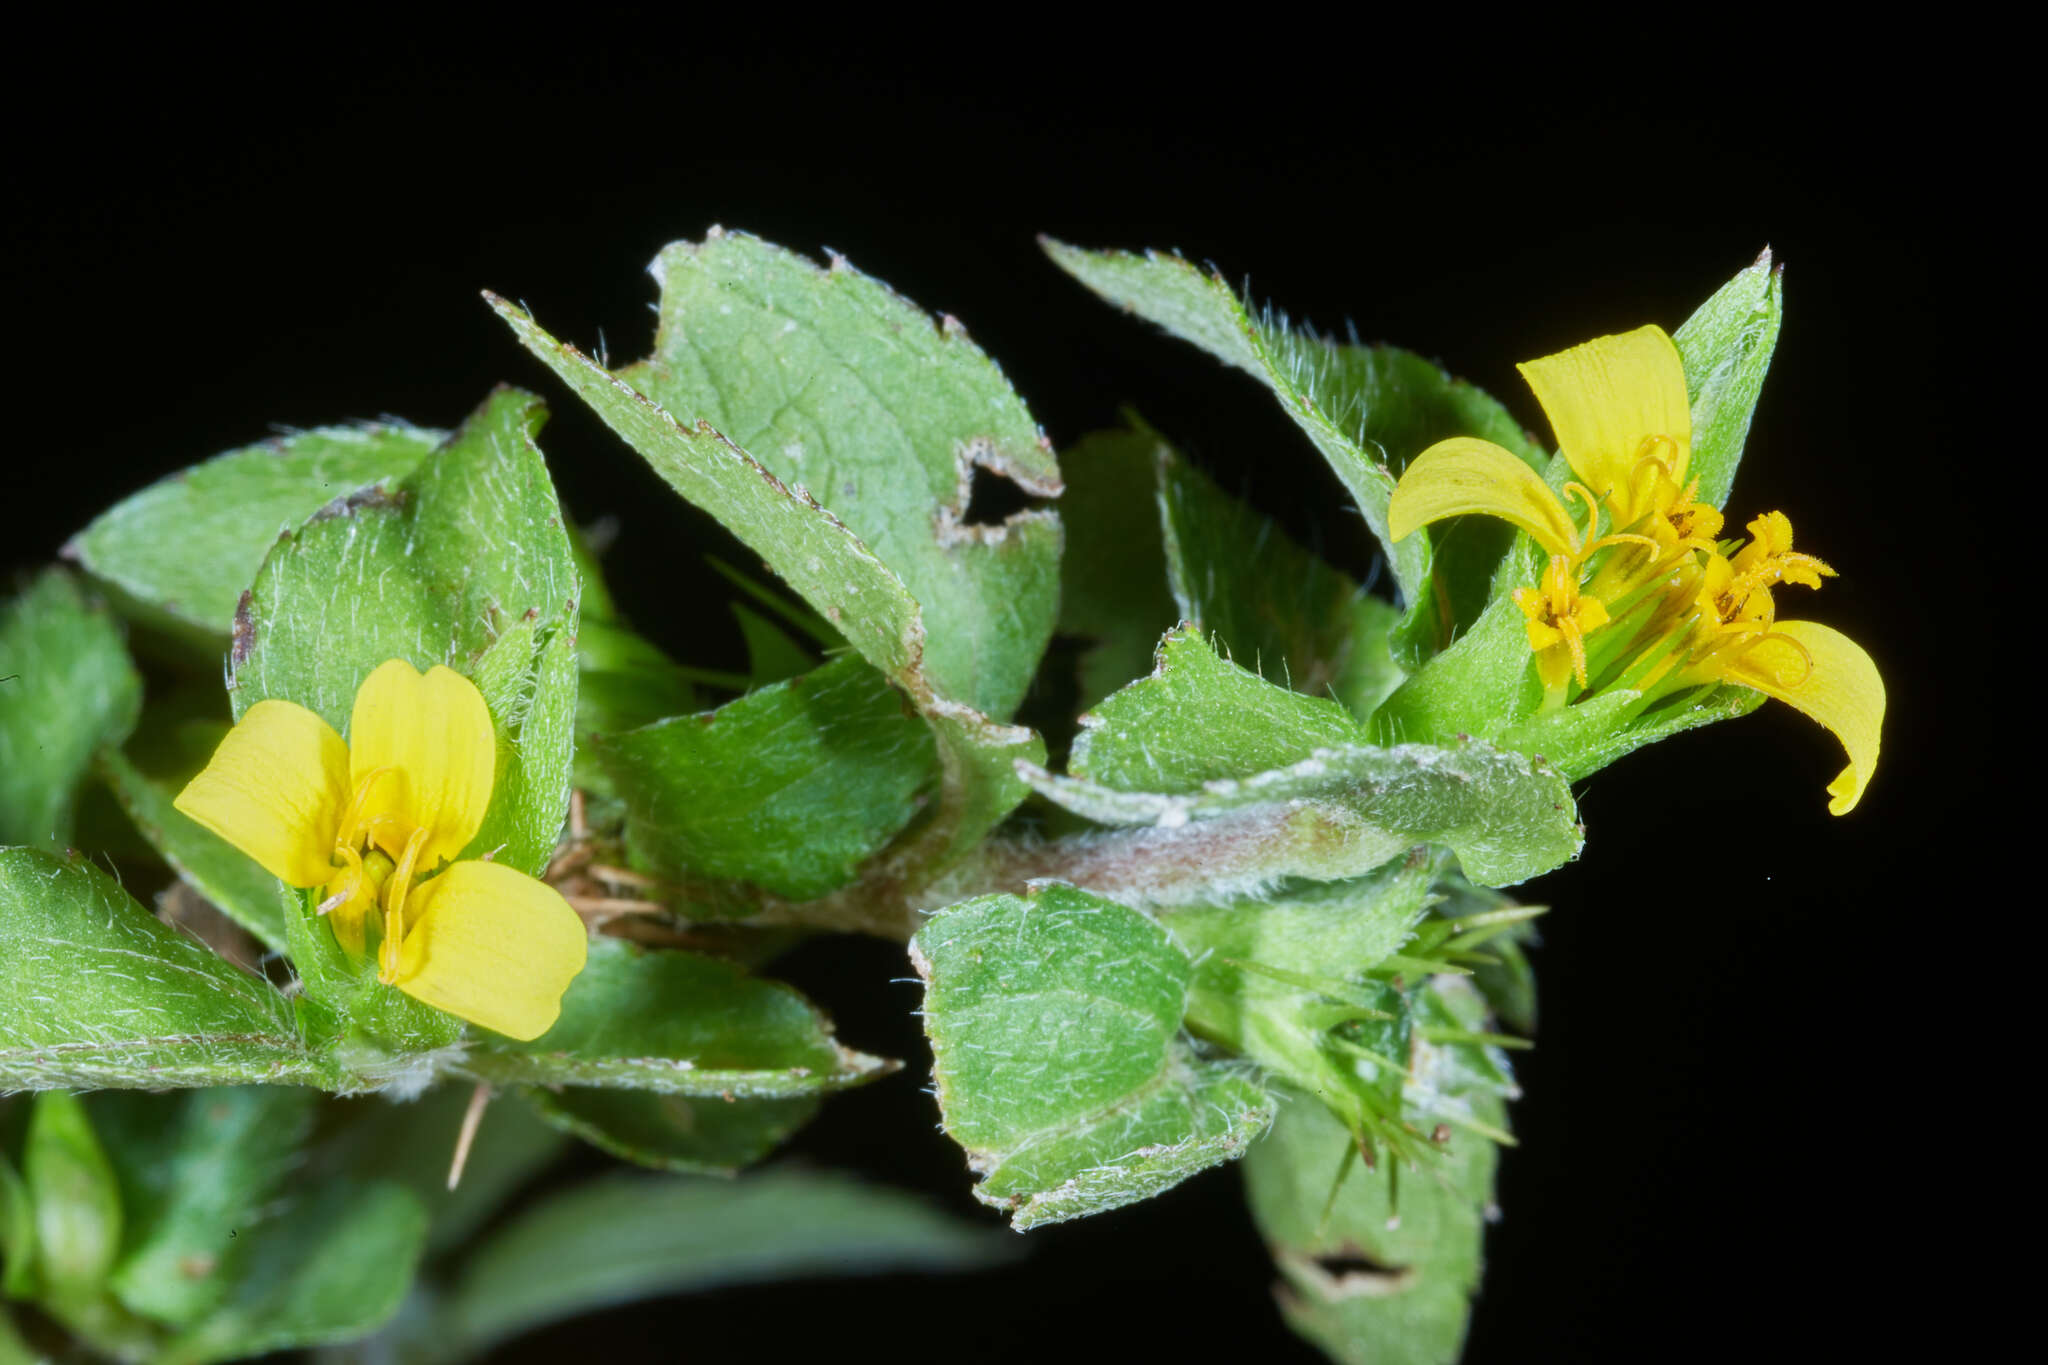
[0,850,314,1092]
[23,1092,123,1305]
[96,749,287,953]
[1245,1082,1505,1365]
[1055,425,1180,710]
[913,883,1275,1228]
[88,1087,315,1327]
[463,938,892,1098]
[425,1170,1010,1364]
[1072,625,1367,793]
[1157,447,1403,718]
[1044,239,1543,664]
[523,1089,819,1175]
[0,571,142,853]
[155,1178,425,1365]
[593,655,936,901]
[1673,251,1783,510]
[66,424,442,639]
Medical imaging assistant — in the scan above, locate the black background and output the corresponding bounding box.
[7,37,1970,1365]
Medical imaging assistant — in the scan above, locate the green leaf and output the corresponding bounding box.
[912,883,1275,1228]
[592,655,936,902]
[1157,445,1403,718]
[1673,250,1783,510]
[491,243,1048,875]
[731,604,815,687]
[0,571,142,853]
[618,230,1063,719]
[424,1170,1010,1364]
[1055,425,1179,710]
[1041,632,1581,889]
[462,938,892,1098]
[1044,239,1544,664]
[310,1087,566,1256]
[523,1089,818,1175]
[21,1093,121,1304]
[156,1178,425,1365]
[66,424,442,639]
[0,1151,34,1298]
[96,749,287,953]
[0,849,314,1091]
[1072,625,1367,793]
[87,1087,314,1327]
[1244,1082,1505,1365]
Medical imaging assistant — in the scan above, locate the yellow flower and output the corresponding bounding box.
[1385,325,1885,815]
[1513,552,1610,692]
[174,660,587,1040]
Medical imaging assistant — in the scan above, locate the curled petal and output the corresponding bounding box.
[1727,620,1884,815]
[347,660,497,868]
[1517,326,1692,500]
[1389,438,1581,557]
[174,700,349,886]
[392,860,587,1041]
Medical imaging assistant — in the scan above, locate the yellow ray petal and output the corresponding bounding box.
[1517,326,1692,500]
[347,660,497,868]
[174,700,349,886]
[391,860,588,1041]
[1388,438,1581,557]
[1727,621,1884,815]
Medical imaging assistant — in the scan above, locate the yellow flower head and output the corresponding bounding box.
[174,660,587,1040]
[1384,325,1885,815]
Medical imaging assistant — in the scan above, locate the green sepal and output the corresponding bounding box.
[21,1093,121,1305]
[1674,250,1784,510]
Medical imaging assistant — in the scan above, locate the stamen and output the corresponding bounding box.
[335,766,398,850]
[378,826,432,985]
[318,844,365,916]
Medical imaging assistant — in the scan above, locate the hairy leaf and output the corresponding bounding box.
[0,571,142,852]
[1158,446,1402,719]
[66,423,441,638]
[0,850,314,1092]
[592,655,935,901]
[462,939,891,1098]
[1055,425,1179,710]
[913,883,1274,1228]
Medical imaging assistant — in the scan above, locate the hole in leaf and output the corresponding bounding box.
[961,464,1039,527]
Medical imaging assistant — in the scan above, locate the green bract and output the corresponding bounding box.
[0,233,1821,1365]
